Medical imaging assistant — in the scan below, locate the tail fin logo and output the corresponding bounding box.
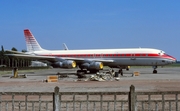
[24,29,43,52]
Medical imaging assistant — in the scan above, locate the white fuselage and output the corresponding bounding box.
[30,48,176,67]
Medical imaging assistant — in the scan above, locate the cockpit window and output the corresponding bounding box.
[159,50,165,56]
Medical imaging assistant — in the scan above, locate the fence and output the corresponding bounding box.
[0,92,53,111]
[135,91,180,111]
[0,85,180,111]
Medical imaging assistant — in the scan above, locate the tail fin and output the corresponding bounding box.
[24,29,44,52]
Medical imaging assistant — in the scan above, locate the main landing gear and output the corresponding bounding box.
[76,69,99,78]
[77,69,99,74]
[153,66,157,74]
[77,69,87,74]
[76,70,87,78]
[119,69,123,76]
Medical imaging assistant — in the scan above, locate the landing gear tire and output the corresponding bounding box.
[77,70,87,74]
[119,69,123,76]
[153,70,157,74]
[89,70,99,74]
[76,70,87,78]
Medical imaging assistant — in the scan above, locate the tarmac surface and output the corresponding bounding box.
[0,67,180,92]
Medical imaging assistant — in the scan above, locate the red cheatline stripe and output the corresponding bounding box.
[38,53,164,58]
[36,53,175,60]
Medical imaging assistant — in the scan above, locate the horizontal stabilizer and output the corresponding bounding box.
[5,50,26,54]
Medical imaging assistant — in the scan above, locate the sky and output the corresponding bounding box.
[0,0,180,60]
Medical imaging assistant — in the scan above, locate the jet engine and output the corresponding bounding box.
[54,60,76,68]
[80,62,103,70]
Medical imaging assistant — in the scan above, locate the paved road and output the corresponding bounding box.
[0,67,180,92]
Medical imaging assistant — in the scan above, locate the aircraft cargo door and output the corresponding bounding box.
[130,54,136,65]
[131,54,136,60]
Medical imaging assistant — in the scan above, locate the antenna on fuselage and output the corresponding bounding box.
[63,43,69,50]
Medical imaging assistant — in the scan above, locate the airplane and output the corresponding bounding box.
[6,29,176,74]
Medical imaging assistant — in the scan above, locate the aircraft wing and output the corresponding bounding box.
[5,54,114,63]
[64,57,114,63]
[6,54,57,62]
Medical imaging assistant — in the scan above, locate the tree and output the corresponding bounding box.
[0,45,5,65]
[22,49,27,53]
[11,47,18,51]
[1,45,4,54]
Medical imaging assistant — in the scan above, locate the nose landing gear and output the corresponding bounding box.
[119,69,123,76]
[153,66,157,74]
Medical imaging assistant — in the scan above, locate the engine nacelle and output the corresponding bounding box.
[54,60,76,68]
[81,62,103,70]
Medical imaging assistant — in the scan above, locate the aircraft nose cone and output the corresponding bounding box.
[169,55,176,63]
[171,59,177,64]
